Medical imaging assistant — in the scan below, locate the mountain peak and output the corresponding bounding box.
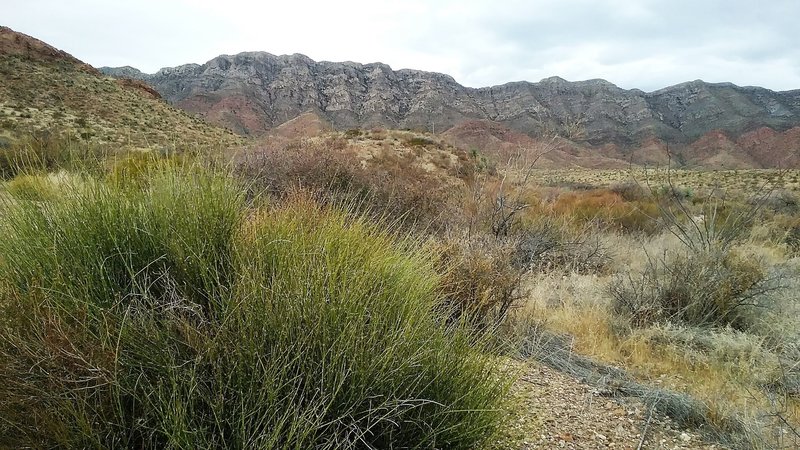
[540,76,568,84]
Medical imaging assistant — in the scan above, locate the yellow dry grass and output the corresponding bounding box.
[533,168,800,193]
[518,231,800,446]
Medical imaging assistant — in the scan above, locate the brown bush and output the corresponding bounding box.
[609,250,771,330]
[436,235,523,327]
[551,189,661,234]
[436,217,612,328]
[609,181,649,201]
[236,138,461,232]
[403,136,437,148]
[516,215,612,274]
[758,189,800,215]
[786,220,800,254]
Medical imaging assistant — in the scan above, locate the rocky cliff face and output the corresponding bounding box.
[101,52,800,167]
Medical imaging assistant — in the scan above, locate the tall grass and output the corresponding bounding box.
[0,131,107,178]
[0,168,510,449]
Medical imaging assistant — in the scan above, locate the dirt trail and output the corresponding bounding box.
[510,362,724,449]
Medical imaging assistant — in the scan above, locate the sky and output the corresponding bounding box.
[4,0,799,92]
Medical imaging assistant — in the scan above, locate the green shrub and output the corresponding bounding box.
[0,169,510,449]
[234,198,510,447]
[0,169,242,310]
[107,151,186,186]
[6,174,58,201]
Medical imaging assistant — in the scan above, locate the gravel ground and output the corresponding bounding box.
[507,362,726,449]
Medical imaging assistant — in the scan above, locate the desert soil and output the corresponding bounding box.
[509,361,724,449]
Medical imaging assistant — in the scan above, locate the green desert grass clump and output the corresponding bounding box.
[5,173,59,201]
[0,131,107,178]
[0,168,510,449]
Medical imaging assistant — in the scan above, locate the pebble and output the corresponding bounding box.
[502,360,724,449]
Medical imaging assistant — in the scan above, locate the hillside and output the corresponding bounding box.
[101,52,800,167]
[0,26,242,150]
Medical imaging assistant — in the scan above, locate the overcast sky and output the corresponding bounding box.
[5,0,799,92]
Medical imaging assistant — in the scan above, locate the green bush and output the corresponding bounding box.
[6,173,58,201]
[0,169,509,449]
[107,151,187,186]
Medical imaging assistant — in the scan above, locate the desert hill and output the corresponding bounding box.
[0,26,242,150]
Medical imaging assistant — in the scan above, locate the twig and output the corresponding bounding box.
[638,398,659,450]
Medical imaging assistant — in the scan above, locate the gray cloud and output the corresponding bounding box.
[4,0,799,91]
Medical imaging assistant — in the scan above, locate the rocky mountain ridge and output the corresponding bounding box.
[100,52,800,165]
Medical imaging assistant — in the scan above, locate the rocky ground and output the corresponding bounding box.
[508,362,724,450]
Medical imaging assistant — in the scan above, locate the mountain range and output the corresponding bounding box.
[1,24,797,169]
[100,52,800,168]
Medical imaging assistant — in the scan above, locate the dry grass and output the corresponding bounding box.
[548,188,662,234]
[515,231,800,448]
[535,168,800,194]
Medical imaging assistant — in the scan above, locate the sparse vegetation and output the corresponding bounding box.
[3,120,799,448]
[508,170,800,448]
[609,249,770,329]
[0,53,242,150]
[236,131,470,232]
